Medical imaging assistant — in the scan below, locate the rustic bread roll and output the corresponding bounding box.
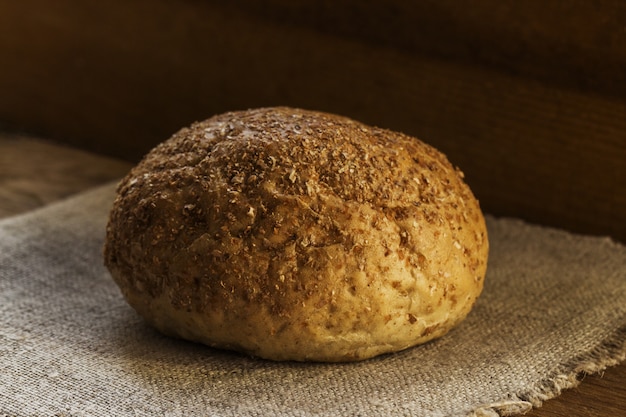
[104,107,488,362]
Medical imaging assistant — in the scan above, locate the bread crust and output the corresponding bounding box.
[104,107,488,361]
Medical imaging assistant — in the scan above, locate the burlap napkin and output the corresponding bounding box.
[1,183,625,417]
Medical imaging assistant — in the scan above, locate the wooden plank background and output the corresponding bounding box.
[0,0,625,244]
[0,2,625,416]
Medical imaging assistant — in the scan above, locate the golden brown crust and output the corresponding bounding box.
[104,107,488,361]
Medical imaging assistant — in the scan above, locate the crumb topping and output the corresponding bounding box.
[104,107,488,361]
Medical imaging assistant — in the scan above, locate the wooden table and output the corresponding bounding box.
[1,135,625,416]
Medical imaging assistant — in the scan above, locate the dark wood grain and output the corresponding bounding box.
[0,1,625,243]
[225,0,626,99]
[1,2,625,413]
[0,135,131,218]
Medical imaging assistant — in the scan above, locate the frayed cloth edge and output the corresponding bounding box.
[467,323,626,417]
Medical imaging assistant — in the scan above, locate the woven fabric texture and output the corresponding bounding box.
[1,183,625,417]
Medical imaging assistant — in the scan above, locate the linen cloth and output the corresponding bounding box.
[0,183,625,417]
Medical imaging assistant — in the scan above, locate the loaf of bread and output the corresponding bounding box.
[104,107,488,362]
